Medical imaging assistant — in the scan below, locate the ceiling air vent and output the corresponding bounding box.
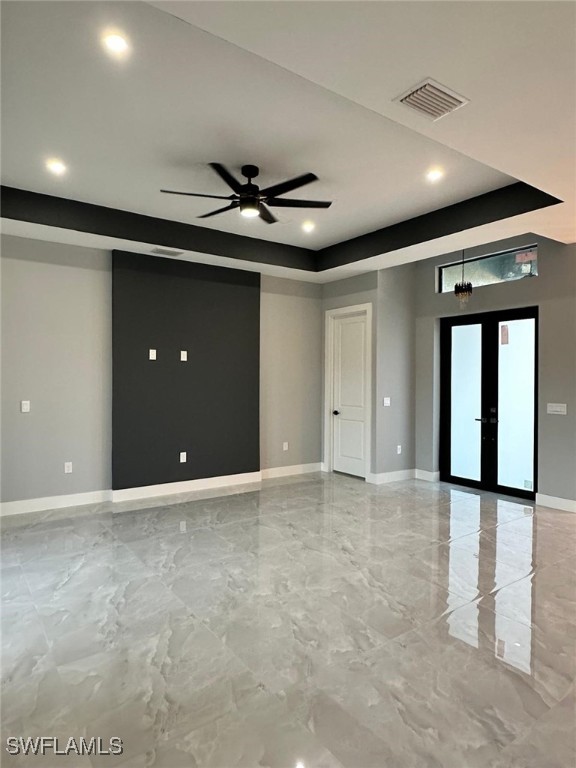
[395,79,468,121]
[151,247,184,257]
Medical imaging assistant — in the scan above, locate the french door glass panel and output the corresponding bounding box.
[450,324,482,481]
[497,319,535,491]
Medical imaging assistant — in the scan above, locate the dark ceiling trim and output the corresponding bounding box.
[0,186,316,272]
[1,182,562,273]
[317,182,562,270]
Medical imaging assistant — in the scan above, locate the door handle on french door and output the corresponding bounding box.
[333,410,340,415]
[475,418,487,423]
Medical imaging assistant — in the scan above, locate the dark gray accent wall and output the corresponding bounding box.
[112,251,260,490]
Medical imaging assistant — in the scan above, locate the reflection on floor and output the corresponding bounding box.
[1,473,575,767]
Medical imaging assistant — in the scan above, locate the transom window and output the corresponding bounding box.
[439,246,538,293]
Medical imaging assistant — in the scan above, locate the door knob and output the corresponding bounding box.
[333,410,340,415]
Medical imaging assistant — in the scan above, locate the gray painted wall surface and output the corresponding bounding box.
[1,239,325,502]
[375,264,415,474]
[1,235,112,502]
[260,276,322,469]
[3,232,573,503]
[414,234,576,501]
[321,269,416,477]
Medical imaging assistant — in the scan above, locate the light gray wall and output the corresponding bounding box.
[375,264,416,474]
[260,276,323,469]
[1,239,325,502]
[414,234,576,501]
[322,272,378,472]
[1,235,112,502]
[321,269,416,477]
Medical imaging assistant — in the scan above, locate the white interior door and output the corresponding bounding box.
[332,313,368,477]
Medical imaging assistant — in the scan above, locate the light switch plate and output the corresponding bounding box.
[547,403,567,415]
[149,349,157,360]
[179,451,187,463]
[383,397,391,407]
[64,461,73,474]
[283,442,289,451]
[396,445,402,454]
[180,350,188,362]
[20,400,31,413]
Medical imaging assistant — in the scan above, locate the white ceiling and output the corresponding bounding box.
[1,0,574,279]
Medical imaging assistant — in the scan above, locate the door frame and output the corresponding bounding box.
[323,303,372,478]
[439,305,539,500]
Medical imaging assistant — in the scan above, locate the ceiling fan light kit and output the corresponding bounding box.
[162,162,332,225]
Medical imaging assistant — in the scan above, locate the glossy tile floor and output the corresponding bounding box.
[1,473,575,767]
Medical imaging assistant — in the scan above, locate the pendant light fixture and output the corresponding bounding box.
[454,249,473,308]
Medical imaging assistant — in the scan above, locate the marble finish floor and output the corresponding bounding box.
[1,473,575,767]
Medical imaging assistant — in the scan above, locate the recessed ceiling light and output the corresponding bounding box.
[302,220,315,233]
[45,158,67,176]
[426,167,444,183]
[102,32,129,57]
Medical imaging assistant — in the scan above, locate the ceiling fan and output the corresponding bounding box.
[161,163,332,224]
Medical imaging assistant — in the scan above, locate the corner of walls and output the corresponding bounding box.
[374,263,416,476]
[260,275,323,470]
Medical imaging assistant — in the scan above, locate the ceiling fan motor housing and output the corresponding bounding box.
[241,164,259,180]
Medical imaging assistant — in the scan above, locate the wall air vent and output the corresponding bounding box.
[395,79,468,121]
[151,247,184,257]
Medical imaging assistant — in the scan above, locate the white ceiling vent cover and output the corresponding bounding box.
[395,79,469,120]
[151,247,184,257]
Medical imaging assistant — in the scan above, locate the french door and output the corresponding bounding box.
[440,307,538,499]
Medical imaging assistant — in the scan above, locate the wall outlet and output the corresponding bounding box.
[149,348,157,360]
[179,451,187,463]
[383,397,391,407]
[396,445,402,455]
[180,350,188,362]
[283,441,289,451]
[20,400,31,413]
[64,461,73,474]
[179,520,187,532]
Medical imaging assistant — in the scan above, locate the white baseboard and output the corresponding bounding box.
[415,469,441,482]
[0,490,111,517]
[320,462,328,473]
[0,464,325,517]
[261,463,321,480]
[535,493,576,513]
[112,471,262,503]
[366,469,416,485]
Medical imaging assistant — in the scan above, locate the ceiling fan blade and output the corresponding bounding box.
[260,172,318,199]
[161,190,234,200]
[266,198,332,208]
[209,162,244,194]
[197,202,239,219]
[258,204,278,224]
